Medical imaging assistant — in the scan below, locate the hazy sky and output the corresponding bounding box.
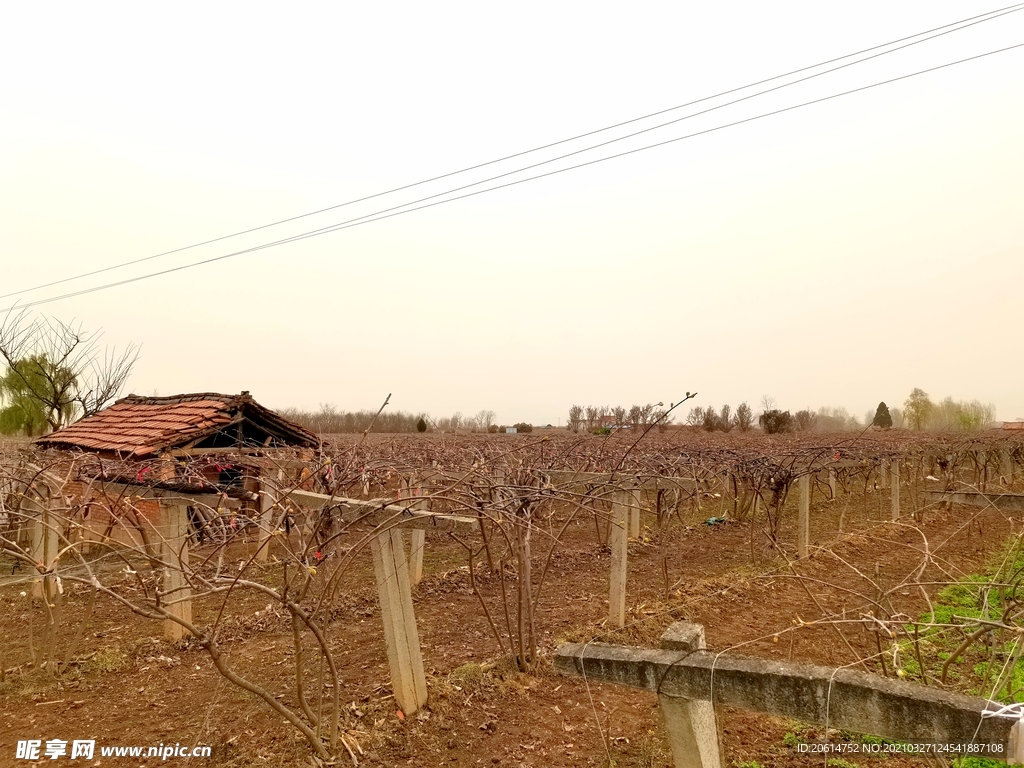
[1,1,1022,425]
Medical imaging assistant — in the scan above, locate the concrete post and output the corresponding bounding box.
[26,495,59,602]
[1003,452,1015,486]
[629,487,641,539]
[828,469,837,501]
[658,622,722,768]
[371,528,427,715]
[609,491,629,628]
[401,478,425,587]
[159,499,192,642]
[798,475,810,559]
[879,460,888,490]
[255,471,279,563]
[978,451,987,491]
[891,459,900,522]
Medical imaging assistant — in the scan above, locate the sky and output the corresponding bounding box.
[1,1,1022,425]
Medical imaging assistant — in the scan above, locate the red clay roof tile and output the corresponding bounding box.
[35,392,316,458]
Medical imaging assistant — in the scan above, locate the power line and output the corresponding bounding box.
[181,5,1024,253]
[2,2,1022,302]
[4,41,1020,314]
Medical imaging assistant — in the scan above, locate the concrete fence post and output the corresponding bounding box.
[609,491,629,628]
[401,477,425,587]
[158,499,192,642]
[256,471,280,563]
[658,622,723,768]
[629,487,641,539]
[26,494,59,602]
[891,459,901,522]
[879,460,888,490]
[371,527,427,716]
[1003,452,1015,486]
[798,475,810,559]
[828,469,837,501]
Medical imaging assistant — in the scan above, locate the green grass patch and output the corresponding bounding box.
[953,758,1007,768]
[889,535,1024,704]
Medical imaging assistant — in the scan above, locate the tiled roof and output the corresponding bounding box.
[35,392,317,458]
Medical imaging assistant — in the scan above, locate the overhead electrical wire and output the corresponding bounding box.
[2,2,1022,303]
[3,40,1020,314]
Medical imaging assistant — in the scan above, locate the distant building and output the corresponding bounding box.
[505,427,517,434]
[1004,421,1024,430]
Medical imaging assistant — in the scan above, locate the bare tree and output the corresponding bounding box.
[0,310,138,432]
[701,407,719,432]
[628,405,642,429]
[475,410,497,432]
[612,406,627,427]
[567,405,583,432]
[903,388,933,431]
[719,404,733,432]
[735,402,753,432]
[794,409,817,431]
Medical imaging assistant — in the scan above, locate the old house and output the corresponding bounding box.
[31,391,319,550]
[35,391,317,459]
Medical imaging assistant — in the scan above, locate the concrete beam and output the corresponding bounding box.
[540,470,696,493]
[554,641,1013,756]
[540,462,873,491]
[92,480,242,510]
[921,490,1024,512]
[283,488,475,531]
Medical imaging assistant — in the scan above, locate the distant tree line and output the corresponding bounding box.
[489,422,534,433]
[687,400,862,434]
[678,389,995,435]
[685,403,755,432]
[566,403,669,433]
[280,405,505,434]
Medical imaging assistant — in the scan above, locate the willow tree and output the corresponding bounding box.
[0,356,61,435]
[0,310,138,432]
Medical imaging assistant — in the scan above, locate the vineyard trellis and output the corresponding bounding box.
[2,427,1024,763]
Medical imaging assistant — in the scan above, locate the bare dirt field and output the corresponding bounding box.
[2,430,1021,767]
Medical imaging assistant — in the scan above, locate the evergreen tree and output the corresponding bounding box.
[872,402,893,429]
[759,409,794,434]
[416,417,427,433]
